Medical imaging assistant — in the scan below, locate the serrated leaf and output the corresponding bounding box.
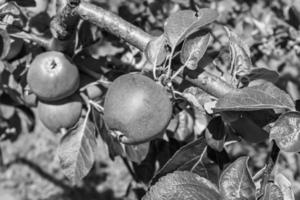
[214,82,295,112]
[275,174,295,200]
[58,113,97,184]
[164,9,218,48]
[124,142,149,164]
[262,183,284,200]
[219,156,256,200]
[270,111,300,152]
[180,31,210,70]
[151,136,206,184]
[143,171,220,200]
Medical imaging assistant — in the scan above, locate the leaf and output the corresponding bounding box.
[164,9,218,48]
[262,183,284,200]
[143,171,220,200]
[180,31,210,70]
[91,107,124,159]
[275,174,295,200]
[219,156,256,200]
[224,27,252,86]
[177,150,220,185]
[248,68,279,84]
[145,34,168,65]
[151,136,206,184]
[124,142,150,164]
[58,112,97,184]
[0,29,11,59]
[13,0,36,7]
[288,6,300,29]
[205,117,225,152]
[207,146,230,169]
[270,111,300,152]
[172,110,194,141]
[16,105,35,132]
[214,82,295,112]
[182,87,212,135]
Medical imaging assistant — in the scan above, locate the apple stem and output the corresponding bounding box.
[49,59,57,70]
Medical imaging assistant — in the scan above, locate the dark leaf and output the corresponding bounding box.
[261,183,284,200]
[151,136,206,184]
[1,111,21,141]
[248,68,279,84]
[207,146,230,169]
[288,6,300,30]
[164,9,218,48]
[77,20,99,50]
[11,0,36,7]
[205,117,225,152]
[58,113,97,184]
[132,142,157,183]
[143,171,220,200]
[296,99,300,111]
[214,82,295,112]
[245,109,277,127]
[219,156,256,200]
[180,31,210,70]
[16,105,35,132]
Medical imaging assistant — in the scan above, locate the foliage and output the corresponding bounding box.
[1,0,300,199]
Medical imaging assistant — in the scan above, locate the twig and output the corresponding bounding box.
[5,157,73,191]
[122,157,139,182]
[257,141,280,199]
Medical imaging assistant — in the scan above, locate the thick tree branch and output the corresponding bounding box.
[74,1,153,51]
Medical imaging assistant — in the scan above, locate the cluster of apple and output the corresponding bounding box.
[26,50,172,145]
